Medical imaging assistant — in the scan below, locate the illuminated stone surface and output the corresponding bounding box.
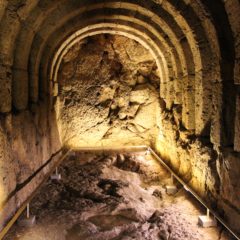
[0,0,239,236]
[56,35,160,148]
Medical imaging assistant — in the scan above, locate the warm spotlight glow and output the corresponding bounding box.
[55,34,160,149]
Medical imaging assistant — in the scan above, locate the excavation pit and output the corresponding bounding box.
[4,151,234,240]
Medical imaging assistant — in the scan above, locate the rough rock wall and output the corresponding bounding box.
[0,0,239,237]
[156,85,240,235]
[57,32,240,233]
[153,1,240,234]
[57,35,160,148]
[0,102,61,229]
[224,0,240,152]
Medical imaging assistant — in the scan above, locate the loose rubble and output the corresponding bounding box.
[4,151,233,240]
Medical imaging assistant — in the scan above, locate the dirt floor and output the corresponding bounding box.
[4,151,235,240]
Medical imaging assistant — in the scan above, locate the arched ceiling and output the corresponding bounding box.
[0,0,238,144]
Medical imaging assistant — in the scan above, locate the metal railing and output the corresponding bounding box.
[148,147,240,240]
[0,149,71,239]
[0,145,239,240]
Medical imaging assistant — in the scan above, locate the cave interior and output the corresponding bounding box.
[0,0,240,239]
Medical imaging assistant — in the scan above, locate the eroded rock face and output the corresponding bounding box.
[56,35,160,147]
[0,0,239,238]
[55,34,240,234]
[155,104,240,234]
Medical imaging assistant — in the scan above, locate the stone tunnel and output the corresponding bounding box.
[0,0,240,238]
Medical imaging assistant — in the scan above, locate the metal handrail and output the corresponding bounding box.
[148,147,240,240]
[0,149,71,239]
[0,146,144,239]
[0,146,239,240]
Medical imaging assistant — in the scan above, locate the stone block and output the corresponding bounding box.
[51,173,61,181]
[130,88,149,104]
[198,215,217,228]
[166,185,178,195]
[17,215,36,227]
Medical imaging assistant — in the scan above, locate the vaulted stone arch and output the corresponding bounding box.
[0,0,239,236]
